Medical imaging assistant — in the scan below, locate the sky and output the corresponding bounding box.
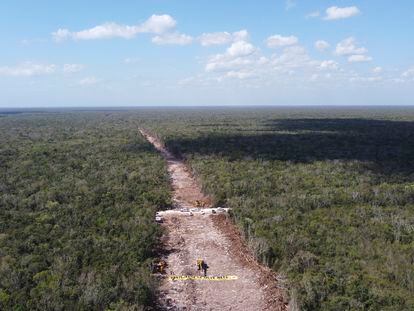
[0,0,413,107]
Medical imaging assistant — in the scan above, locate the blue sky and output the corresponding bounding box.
[0,0,413,107]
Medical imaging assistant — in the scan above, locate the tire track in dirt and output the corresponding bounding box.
[139,129,288,311]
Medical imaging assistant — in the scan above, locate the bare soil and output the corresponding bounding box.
[140,129,288,311]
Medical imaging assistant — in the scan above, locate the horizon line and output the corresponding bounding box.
[2,104,414,110]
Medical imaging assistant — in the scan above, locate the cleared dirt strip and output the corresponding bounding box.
[139,129,288,311]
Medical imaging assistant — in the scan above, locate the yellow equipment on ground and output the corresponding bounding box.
[195,200,208,208]
[151,259,167,274]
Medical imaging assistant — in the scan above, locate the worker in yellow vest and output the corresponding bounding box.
[159,260,167,273]
[197,259,203,271]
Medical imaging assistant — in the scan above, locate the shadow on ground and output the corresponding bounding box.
[165,118,414,180]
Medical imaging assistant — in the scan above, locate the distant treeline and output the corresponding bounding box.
[0,113,171,310]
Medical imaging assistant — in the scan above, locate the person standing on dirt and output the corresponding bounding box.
[201,261,209,276]
[197,258,203,271]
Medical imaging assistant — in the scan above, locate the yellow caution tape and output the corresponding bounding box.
[169,275,238,281]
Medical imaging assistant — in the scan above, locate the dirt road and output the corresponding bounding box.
[139,129,288,311]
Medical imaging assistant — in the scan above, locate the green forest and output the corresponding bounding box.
[145,107,414,311]
[0,112,171,310]
[1,107,413,310]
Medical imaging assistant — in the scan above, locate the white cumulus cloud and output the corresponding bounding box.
[271,46,316,70]
[71,23,138,40]
[199,30,248,46]
[348,55,373,63]
[315,40,330,51]
[0,62,56,77]
[402,67,414,78]
[226,70,254,79]
[372,66,383,74]
[199,32,232,46]
[205,41,258,74]
[139,14,177,34]
[227,41,256,57]
[232,30,249,42]
[336,37,373,63]
[205,56,251,73]
[266,35,298,48]
[53,14,177,41]
[152,32,193,45]
[324,6,360,20]
[52,29,72,42]
[319,60,338,70]
[336,37,367,55]
[63,64,84,73]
